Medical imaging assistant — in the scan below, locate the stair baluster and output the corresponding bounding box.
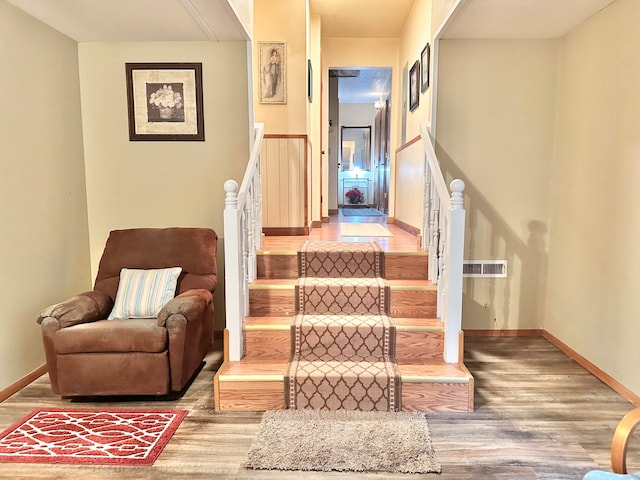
[420,123,466,363]
[223,123,265,361]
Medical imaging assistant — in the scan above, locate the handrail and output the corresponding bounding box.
[237,123,265,209]
[420,122,466,363]
[421,126,451,218]
[223,123,265,362]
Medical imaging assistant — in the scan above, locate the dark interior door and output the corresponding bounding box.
[375,101,390,213]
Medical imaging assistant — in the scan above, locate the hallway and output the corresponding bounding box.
[261,211,421,253]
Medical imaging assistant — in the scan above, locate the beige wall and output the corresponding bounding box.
[78,41,250,330]
[431,0,460,35]
[395,141,425,229]
[308,13,321,222]
[253,0,307,134]
[253,0,319,223]
[390,0,433,227]
[436,39,558,330]
[399,0,433,140]
[545,0,640,396]
[0,1,91,389]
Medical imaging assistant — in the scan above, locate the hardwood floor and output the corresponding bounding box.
[3,215,635,478]
[0,337,635,479]
[260,210,422,252]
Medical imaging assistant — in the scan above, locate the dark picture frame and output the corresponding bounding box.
[125,62,204,141]
[409,60,420,112]
[421,43,430,92]
[307,59,313,103]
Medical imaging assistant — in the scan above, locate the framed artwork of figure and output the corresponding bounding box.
[259,42,287,104]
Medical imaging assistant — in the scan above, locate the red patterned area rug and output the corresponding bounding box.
[0,408,187,466]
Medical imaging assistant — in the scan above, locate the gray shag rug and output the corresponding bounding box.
[244,409,442,474]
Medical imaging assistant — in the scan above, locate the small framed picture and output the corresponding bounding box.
[421,43,430,92]
[409,60,420,112]
[259,42,286,104]
[307,59,313,103]
[125,62,204,141]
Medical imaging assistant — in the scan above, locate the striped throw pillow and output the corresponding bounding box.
[108,267,182,319]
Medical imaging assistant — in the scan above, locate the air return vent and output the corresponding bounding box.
[463,260,507,278]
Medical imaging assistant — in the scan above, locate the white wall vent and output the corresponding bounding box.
[463,260,507,278]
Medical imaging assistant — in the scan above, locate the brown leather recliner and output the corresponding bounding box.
[36,227,218,398]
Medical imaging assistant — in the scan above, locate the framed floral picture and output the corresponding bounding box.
[258,42,286,104]
[125,62,204,141]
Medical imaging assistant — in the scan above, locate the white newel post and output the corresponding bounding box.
[444,179,465,363]
[224,179,243,361]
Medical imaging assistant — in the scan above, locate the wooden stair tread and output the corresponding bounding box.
[217,359,470,382]
[250,279,296,287]
[386,279,436,289]
[399,362,472,381]
[257,250,428,256]
[258,250,297,255]
[243,316,442,329]
[251,278,435,288]
[256,248,430,281]
[386,251,428,257]
[393,317,442,329]
[217,361,286,379]
[244,316,291,327]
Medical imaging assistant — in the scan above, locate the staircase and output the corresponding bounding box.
[214,241,474,412]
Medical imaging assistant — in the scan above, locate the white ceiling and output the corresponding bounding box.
[6,0,618,43]
[6,0,249,42]
[309,0,414,38]
[441,0,617,39]
[6,0,618,103]
[321,0,617,103]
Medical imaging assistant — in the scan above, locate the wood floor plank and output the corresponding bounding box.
[6,216,633,477]
[1,336,635,479]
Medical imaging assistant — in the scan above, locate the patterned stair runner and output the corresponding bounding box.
[285,241,401,411]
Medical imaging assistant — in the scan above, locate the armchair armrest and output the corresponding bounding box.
[157,289,213,326]
[37,291,113,329]
[612,407,640,473]
[157,289,215,392]
[36,290,113,395]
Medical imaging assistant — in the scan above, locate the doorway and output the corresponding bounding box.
[373,99,390,214]
[327,67,392,215]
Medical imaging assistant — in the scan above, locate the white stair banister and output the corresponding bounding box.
[445,179,465,362]
[420,122,466,363]
[223,179,243,361]
[223,123,265,362]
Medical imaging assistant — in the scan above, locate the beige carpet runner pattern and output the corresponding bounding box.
[285,241,401,411]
